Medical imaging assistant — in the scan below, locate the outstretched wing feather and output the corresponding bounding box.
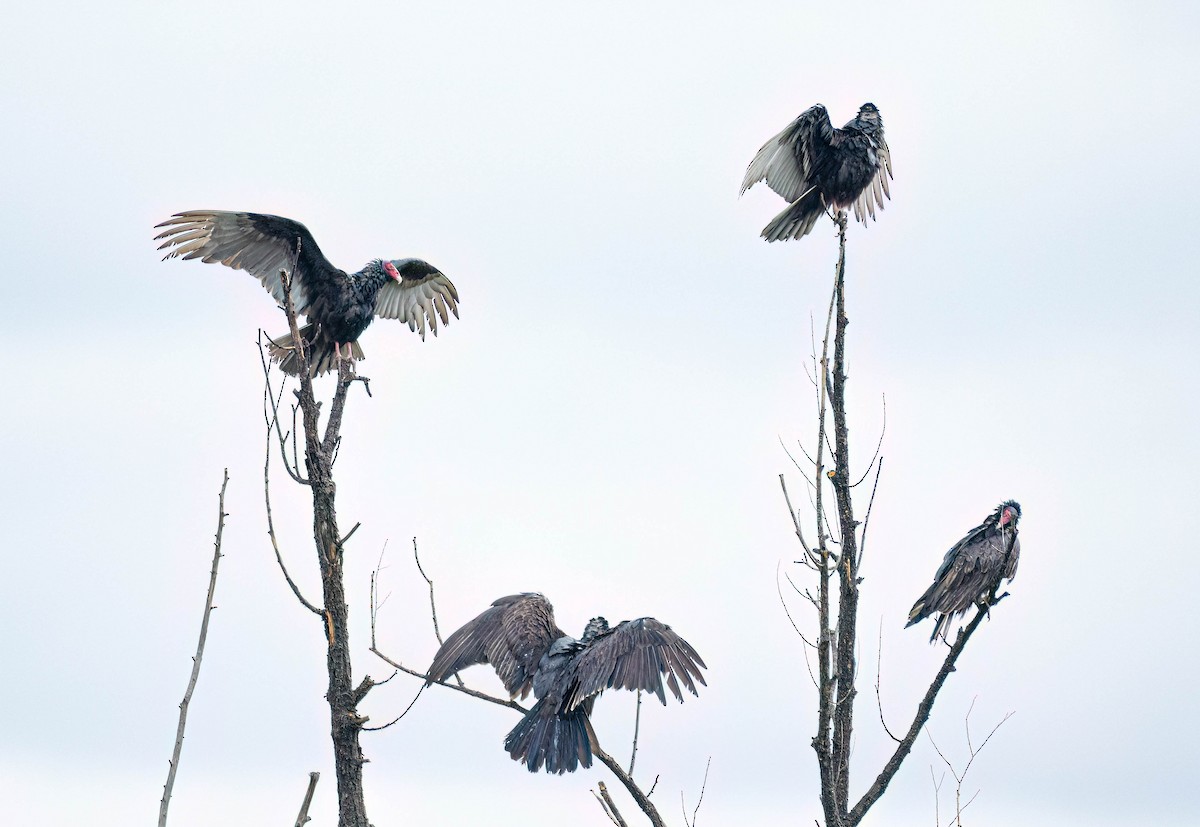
[741,104,834,202]
[425,593,561,699]
[374,271,460,341]
[155,210,342,313]
[562,618,706,712]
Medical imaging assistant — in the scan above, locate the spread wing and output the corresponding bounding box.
[154,211,341,313]
[850,135,893,224]
[740,104,835,202]
[374,262,460,340]
[561,618,706,711]
[426,593,563,700]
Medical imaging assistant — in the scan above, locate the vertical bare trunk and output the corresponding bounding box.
[828,219,860,823]
[277,248,371,827]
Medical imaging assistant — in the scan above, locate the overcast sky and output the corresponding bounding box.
[2,2,1198,825]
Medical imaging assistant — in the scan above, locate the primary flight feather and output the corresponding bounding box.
[155,211,459,376]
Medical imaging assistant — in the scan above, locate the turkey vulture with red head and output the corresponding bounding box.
[425,593,706,774]
[741,102,893,242]
[155,211,459,376]
[906,501,1022,643]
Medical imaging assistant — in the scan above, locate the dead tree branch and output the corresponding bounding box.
[680,756,711,827]
[264,427,322,616]
[158,469,229,827]
[294,772,320,827]
[368,546,670,826]
[926,700,1014,826]
[594,781,630,827]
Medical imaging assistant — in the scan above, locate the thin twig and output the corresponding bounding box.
[370,643,527,712]
[875,618,901,743]
[681,756,711,827]
[857,457,884,570]
[264,431,322,616]
[780,475,818,565]
[409,538,463,686]
[413,538,446,645]
[362,685,427,732]
[628,689,643,775]
[850,395,887,488]
[259,331,307,485]
[159,470,229,827]
[294,772,320,827]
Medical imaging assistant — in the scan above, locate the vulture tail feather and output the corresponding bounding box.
[761,189,825,242]
[267,325,364,377]
[504,699,594,774]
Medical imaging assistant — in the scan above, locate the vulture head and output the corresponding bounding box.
[384,257,444,282]
[581,617,610,643]
[996,500,1021,529]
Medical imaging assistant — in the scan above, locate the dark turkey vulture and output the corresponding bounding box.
[741,102,892,242]
[425,593,706,774]
[154,211,459,376]
[906,501,1022,643]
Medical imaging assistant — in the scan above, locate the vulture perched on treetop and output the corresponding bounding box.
[741,102,893,242]
[155,211,459,376]
[425,593,707,774]
[906,501,1022,643]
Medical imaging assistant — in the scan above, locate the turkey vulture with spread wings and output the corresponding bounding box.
[425,593,706,774]
[155,211,459,376]
[906,501,1022,643]
[741,102,892,242]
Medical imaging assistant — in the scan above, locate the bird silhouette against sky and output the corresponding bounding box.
[906,501,1022,643]
[741,102,892,242]
[426,593,706,774]
[155,211,458,376]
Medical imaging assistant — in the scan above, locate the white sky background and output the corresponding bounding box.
[2,1,1198,825]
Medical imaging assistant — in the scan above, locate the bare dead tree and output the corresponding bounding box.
[367,542,696,827]
[778,217,1016,826]
[258,241,377,827]
[159,469,229,827]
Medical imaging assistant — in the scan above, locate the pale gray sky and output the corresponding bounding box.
[2,2,1198,825]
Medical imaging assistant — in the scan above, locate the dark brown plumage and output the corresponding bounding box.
[154,210,459,376]
[426,593,706,774]
[906,501,1022,643]
[741,103,893,242]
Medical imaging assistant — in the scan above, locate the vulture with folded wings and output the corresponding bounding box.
[741,102,893,242]
[425,593,706,774]
[906,501,1022,643]
[155,211,458,376]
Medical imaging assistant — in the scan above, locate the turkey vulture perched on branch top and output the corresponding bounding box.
[155,211,459,376]
[741,102,893,242]
[425,593,706,774]
[906,501,1022,643]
